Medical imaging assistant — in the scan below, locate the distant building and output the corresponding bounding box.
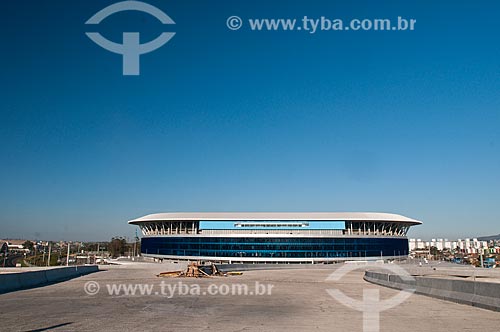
[0,240,31,253]
[409,237,489,254]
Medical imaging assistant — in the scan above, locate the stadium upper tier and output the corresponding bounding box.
[129,212,421,237]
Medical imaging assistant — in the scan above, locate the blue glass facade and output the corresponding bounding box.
[141,237,409,258]
[199,220,346,230]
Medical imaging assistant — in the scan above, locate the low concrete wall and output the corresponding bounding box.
[364,270,500,312]
[0,266,98,294]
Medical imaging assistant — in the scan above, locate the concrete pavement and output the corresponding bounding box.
[0,263,499,331]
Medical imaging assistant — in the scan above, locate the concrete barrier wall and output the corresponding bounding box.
[0,273,22,293]
[18,270,48,289]
[364,270,500,312]
[0,266,98,294]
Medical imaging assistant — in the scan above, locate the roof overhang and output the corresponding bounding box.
[128,212,422,226]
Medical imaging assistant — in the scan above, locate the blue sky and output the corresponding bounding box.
[1,0,499,241]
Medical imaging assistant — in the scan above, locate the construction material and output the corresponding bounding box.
[157,271,182,277]
[156,263,242,278]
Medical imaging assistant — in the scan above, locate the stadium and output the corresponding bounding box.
[129,212,422,263]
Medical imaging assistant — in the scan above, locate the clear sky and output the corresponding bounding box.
[1,0,499,241]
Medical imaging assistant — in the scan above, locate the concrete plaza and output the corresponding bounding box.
[0,263,499,331]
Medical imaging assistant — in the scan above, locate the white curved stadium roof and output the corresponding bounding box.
[129,212,422,225]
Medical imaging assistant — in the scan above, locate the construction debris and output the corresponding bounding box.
[157,270,182,277]
[156,262,242,278]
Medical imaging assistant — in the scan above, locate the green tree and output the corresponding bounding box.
[83,242,100,252]
[109,237,126,258]
[23,240,34,252]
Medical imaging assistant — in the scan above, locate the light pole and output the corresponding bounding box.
[47,242,51,267]
[96,243,100,264]
[133,229,139,258]
[66,242,71,266]
[2,244,7,268]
